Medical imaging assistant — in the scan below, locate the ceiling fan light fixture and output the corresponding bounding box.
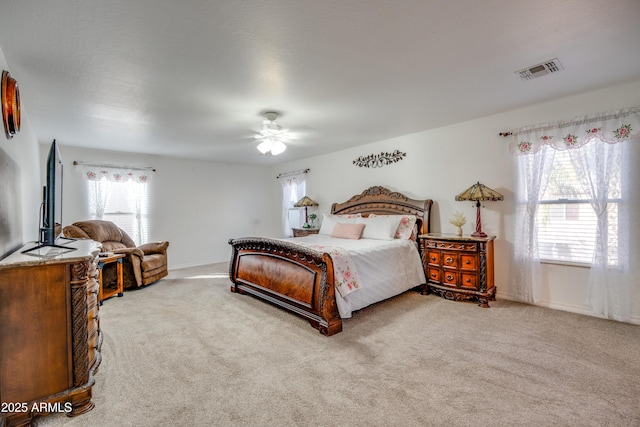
[257,138,287,155]
[255,111,289,155]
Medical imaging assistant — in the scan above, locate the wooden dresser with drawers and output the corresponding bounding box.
[419,233,496,307]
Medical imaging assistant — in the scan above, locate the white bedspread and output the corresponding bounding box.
[281,235,426,318]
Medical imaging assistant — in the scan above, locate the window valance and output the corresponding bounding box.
[73,161,155,183]
[508,106,640,156]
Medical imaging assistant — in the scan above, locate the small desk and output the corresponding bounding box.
[98,253,125,304]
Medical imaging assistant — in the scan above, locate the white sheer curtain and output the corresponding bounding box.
[88,179,112,219]
[124,181,149,245]
[511,146,555,303]
[280,173,307,237]
[74,162,154,184]
[569,139,631,321]
[509,106,639,321]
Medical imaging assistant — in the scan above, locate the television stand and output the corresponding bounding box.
[0,239,102,426]
[22,242,77,256]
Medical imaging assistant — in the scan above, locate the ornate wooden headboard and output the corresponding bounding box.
[330,186,432,236]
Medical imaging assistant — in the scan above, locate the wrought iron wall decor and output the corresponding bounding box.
[353,150,406,168]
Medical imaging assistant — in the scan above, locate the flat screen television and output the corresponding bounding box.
[23,139,75,254]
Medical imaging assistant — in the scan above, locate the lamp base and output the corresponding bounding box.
[472,202,487,238]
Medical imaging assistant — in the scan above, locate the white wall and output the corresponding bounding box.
[273,79,640,323]
[53,145,278,269]
[0,46,41,246]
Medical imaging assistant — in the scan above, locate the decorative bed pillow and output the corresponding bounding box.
[369,214,417,239]
[319,213,362,235]
[331,223,366,240]
[356,216,402,240]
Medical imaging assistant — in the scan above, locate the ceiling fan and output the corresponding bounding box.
[254,111,292,156]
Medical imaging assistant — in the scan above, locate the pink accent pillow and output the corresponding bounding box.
[319,213,362,235]
[331,222,366,240]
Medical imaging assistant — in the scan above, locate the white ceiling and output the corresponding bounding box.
[1,0,640,165]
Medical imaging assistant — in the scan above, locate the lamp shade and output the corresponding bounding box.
[293,196,319,207]
[455,182,504,202]
[455,182,503,237]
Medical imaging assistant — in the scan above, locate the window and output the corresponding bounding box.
[510,107,637,317]
[287,208,304,230]
[279,172,307,237]
[536,149,621,266]
[88,179,149,245]
[74,162,154,246]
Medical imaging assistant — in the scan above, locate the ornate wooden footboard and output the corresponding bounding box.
[228,237,342,335]
[228,186,433,336]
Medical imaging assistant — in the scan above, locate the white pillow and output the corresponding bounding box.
[318,213,362,235]
[356,216,402,240]
[369,214,417,239]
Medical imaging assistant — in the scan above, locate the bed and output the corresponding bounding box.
[228,186,433,336]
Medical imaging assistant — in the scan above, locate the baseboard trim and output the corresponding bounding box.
[497,291,640,325]
[170,259,229,271]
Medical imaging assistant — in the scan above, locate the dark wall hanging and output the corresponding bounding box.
[1,70,21,139]
[0,146,22,259]
[353,149,406,168]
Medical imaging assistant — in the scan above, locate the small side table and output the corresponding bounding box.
[292,227,320,237]
[97,253,125,305]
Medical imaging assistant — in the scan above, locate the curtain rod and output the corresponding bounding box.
[276,168,310,179]
[499,106,640,137]
[73,160,156,172]
[499,114,613,137]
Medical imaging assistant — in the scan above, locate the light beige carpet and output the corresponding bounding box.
[37,263,640,426]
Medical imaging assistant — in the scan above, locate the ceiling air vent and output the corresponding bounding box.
[515,58,564,80]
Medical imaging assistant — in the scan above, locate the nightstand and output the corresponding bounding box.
[292,227,320,237]
[418,233,496,307]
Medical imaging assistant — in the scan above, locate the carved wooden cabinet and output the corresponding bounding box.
[419,233,496,307]
[0,240,102,426]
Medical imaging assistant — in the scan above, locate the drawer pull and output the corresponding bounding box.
[446,274,454,281]
[465,260,471,265]
[431,256,436,261]
[445,256,453,264]
[466,278,471,283]
[431,273,436,278]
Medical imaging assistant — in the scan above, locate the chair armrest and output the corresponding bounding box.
[138,241,169,255]
[113,247,145,258]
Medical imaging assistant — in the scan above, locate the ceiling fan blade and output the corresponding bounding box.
[287,125,321,140]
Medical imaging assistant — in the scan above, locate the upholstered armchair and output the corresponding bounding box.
[63,220,169,289]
